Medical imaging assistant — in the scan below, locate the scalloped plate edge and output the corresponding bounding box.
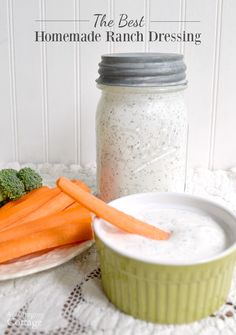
[0,240,94,281]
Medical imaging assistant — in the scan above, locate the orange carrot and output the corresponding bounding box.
[0,218,93,264]
[0,208,92,243]
[11,180,91,226]
[14,192,74,226]
[0,188,60,231]
[57,177,170,240]
[0,186,49,213]
[63,180,91,211]
[64,202,83,211]
[71,179,91,193]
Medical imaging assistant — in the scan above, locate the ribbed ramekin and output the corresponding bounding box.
[94,193,236,324]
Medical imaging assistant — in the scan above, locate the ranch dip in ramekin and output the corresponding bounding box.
[94,193,236,323]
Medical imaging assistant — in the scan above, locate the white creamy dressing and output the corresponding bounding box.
[96,206,229,264]
[96,86,188,202]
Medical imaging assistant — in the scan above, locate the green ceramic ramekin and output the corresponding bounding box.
[94,193,236,324]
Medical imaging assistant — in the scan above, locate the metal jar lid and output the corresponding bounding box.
[96,52,187,87]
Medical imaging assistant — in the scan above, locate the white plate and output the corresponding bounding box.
[0,240,94,281]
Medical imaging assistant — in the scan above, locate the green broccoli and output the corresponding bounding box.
[17,167,43,192]
[0,169,25,203]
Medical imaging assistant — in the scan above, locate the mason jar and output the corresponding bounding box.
[96,53,188,202]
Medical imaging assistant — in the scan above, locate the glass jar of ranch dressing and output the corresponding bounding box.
[96,53,188,202]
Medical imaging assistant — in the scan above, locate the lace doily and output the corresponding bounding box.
[1,163,236,335]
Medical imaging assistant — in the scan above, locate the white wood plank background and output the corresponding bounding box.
[0,0,235,169]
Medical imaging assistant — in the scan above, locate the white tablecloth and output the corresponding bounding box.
[1,163,236,335]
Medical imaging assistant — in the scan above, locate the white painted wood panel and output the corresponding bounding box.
[213,0,236,169]
[184,0,218,168]
[0,0,15,162]
[43,0,77,164]
[149,0,182,53]
[0,0,235,169]
[79,0,109,165]
[11,0,45,162]
[112,0,145,53]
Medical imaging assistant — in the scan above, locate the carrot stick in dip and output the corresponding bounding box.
[57,177,170,240]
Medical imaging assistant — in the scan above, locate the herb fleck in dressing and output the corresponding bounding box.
[97,207,228,264]
[96,53,188,202]
[96,86,188,201]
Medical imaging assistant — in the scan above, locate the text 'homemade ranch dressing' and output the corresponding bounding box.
[96,53,188,202]
[96,206,229,264]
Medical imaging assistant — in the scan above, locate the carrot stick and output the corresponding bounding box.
[0,188,60,231]
[0,186,49,213]
[0,218,93,264]
[64,202,83,211]
[57,177,170,240]
[14,192,74,226]
[0,181,88,214]
[71,179,91,193]
[63,180,91,211]
[0,208,92,243]
[11,180,91,226]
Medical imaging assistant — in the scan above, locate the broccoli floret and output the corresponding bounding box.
[0,169,25,202]
[17,167,43,192]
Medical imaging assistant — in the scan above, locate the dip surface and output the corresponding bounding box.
[96,205,229,264]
